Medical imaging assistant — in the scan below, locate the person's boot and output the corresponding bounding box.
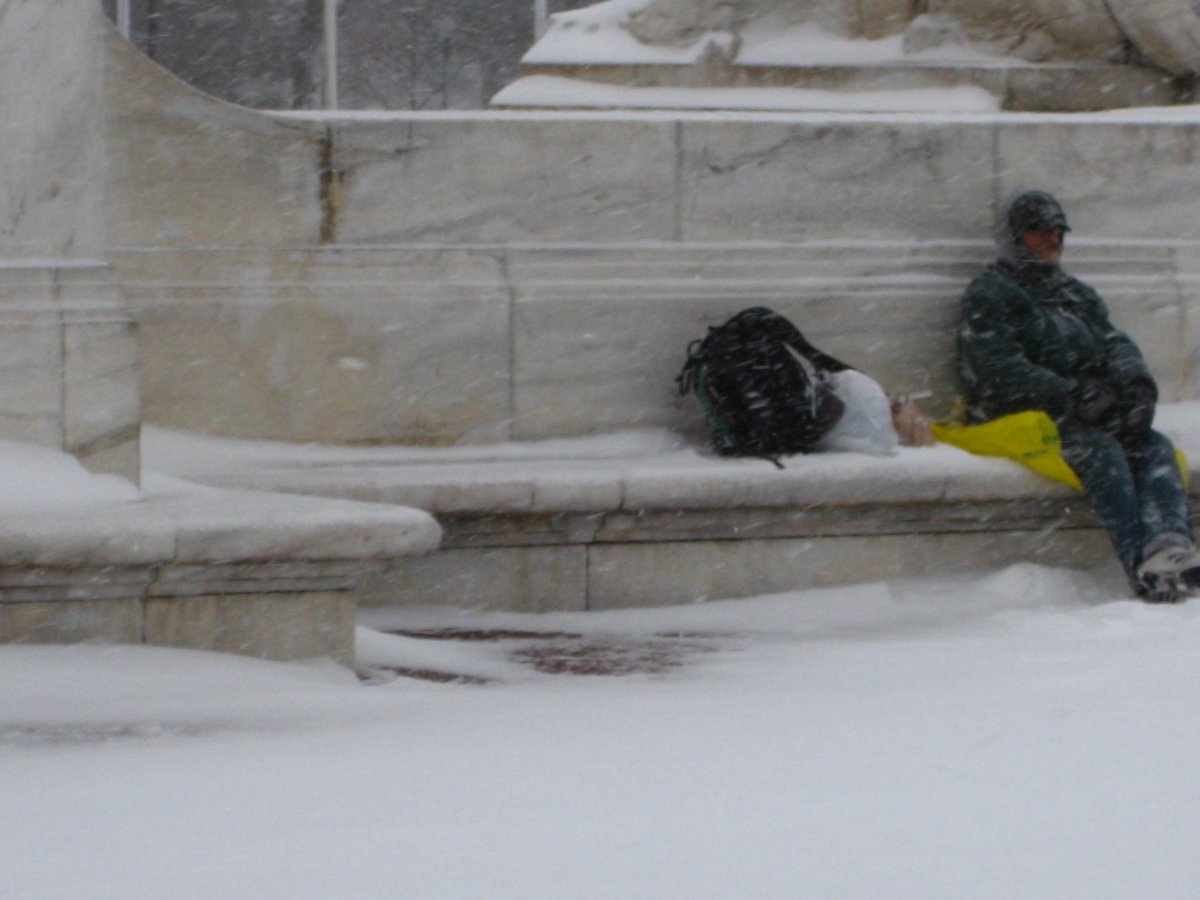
[1136,572,1184,604]
[1137,542,1200,601]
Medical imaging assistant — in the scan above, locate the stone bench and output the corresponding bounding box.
[0,481,440,664]
[144,408,1200,612]
[121,237,1200,612]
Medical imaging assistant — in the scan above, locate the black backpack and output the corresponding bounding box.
[677,307,850,464]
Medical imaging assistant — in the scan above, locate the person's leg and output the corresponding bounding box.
[1057,421,1143,585]
[1128,429,1194,553]
[1122,429,1199,598]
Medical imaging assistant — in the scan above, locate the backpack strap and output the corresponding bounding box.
[676,338,705,397]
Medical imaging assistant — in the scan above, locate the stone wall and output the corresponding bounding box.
[106,102,1200,248]
[114,240,1200,443]
[99,27,1200,445]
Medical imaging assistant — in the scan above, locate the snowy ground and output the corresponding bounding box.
[5,561,1200,898]
[4,409,1200,897]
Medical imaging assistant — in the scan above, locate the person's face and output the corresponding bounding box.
[1019,228,1064,263]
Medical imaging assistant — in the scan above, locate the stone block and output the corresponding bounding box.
[144,592,355,666]
[677,120,995,241]
[102,29,321,248]
[362,546,588,612]
[531,473,625,513]
[63,367,141,456]
[332,117,678,244]
[0,0,105,258]
[859,0,917,38]
[438,511,605,549]
[1005,65,1178,112]
[510,292,729,438]
[0,321,64,372]
[0,598,143,644]
[0,266,140,481]
[64,320,139,383]
[511,287,959,438]
[0,412,64,451]
[152,560,364,596]
[0,322,65,446]
[995,123,1200,240]
[586,529,1112,609]
[72,429,141,482]
[0,514,172,568]
[125,248,513,443]
[0,564,153,594]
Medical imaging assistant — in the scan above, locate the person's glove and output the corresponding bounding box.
[1118,379,1157,440]
[1069,378,1118,427]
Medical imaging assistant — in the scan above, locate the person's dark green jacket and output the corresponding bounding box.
[957,257,1154,423]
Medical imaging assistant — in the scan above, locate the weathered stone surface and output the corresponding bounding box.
[586,529,1112,609]
[995,124,1200,242]
[1002,65,1179,113]
[0,320,67,448]
[122,247,513,443]
[678,120,994,242]
[0,599,143,645]
[100,27,321,249]
[0,264,141,482]
[144,592,356,666]
[330,117,679,244]
[558,0,1200,77]
[154,487,441,565]
[0,0,105,258]
[1104,0,1200,76]
[362,546,588,612]
[0,484,441,662]
[119,237,1197,443]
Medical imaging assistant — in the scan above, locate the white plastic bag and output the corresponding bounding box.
[814,369,900,456]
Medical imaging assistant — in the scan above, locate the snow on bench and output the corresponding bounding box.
[0,443,440,662]
[144,405,1200,612]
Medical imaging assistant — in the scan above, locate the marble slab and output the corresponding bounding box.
[994,123,1200,241]
[144,592,356,666]
[124,248,512,443]
[362,546,588,612]
[677,120,996,242]
[332,118,678,244]
[0,0,105,258]
[0,598,143,645]
[586,529,1113,609]
[0,265,141,481]
[0,323,65,447]
[101,27,321,249]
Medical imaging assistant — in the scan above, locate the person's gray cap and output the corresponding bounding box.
[1007,190,1071,239]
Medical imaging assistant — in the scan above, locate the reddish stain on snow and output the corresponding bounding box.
[380,629,717,681]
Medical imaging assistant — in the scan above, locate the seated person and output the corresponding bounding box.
[957,190,1198,602]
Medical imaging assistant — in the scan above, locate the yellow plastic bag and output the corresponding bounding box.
[931,411,1188,493]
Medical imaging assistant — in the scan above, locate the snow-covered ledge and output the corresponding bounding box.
[0,443,441,665]
[144,404,1200,611]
